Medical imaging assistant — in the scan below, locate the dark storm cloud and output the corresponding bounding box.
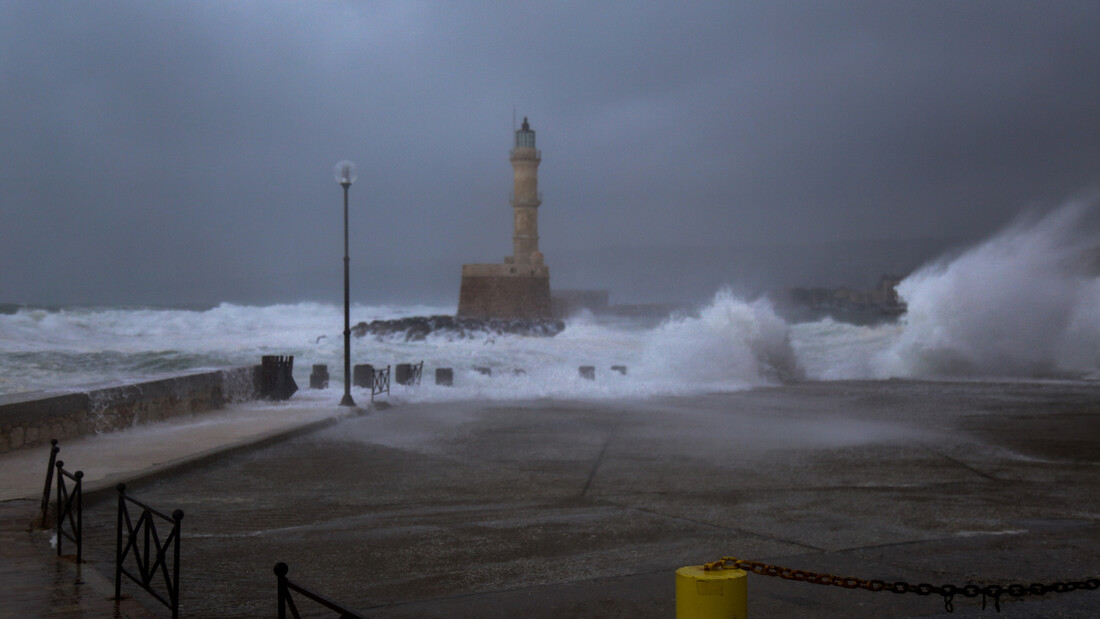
[2,1,1098,305]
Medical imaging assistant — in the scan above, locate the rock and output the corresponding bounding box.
[351,315,565,341]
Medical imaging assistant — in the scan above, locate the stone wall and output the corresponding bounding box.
[457,263,553,319]
[0,366,260,454]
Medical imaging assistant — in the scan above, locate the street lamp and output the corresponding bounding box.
[335,160,357,407]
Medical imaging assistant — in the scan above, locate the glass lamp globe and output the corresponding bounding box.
[334,160,357,185]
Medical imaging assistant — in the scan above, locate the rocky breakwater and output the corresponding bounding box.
[352,315,565,341]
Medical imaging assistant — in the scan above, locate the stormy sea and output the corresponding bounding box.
[3,201,1100,401]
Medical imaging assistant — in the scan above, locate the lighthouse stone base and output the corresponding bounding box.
[457,263,552,320]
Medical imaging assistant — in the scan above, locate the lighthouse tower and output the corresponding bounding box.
[510,117,543,266]
[457,117,553,319]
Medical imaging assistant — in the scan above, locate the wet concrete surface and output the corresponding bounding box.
[0,499,158,619]
[0,400,348,503]
[0,399,350,618]
[67,379,1100,617]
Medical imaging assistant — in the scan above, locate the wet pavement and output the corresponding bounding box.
[3,380,1100,617]
[0,399,352,618]
[0,400,351,503]
[0,500,158,619]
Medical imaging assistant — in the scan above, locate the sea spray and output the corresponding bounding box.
[377,290,801,402]
[876,199,1100,378]
[637,288,803,388]
[789,318,902,380]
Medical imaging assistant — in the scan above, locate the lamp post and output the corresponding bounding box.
[335,160,357,407]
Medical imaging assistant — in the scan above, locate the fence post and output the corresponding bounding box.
[76,470,83,563]
[55,461,62,555]
[115,483,125,602]
[273,561,363,618]
[275,562,289,619]
[171,509,184,619]
[40,439,59,528]
[54,461,83,562]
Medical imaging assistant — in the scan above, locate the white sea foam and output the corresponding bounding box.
[0,292,799,401]
[0,302,452,394]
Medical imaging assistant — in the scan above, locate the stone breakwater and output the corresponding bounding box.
[352,315,566,341]
[0,366,259,454]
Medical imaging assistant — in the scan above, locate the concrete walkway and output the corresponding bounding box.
[0,398,358,618]
[3,380,1100,617]
[0,399,356,503]
[40,380,1100,618]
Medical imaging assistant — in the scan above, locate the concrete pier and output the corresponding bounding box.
[2,379,1098,617]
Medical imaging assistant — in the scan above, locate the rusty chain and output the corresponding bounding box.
[704,556,1100,612]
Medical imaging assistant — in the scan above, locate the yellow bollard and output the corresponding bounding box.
[676,565,747,619]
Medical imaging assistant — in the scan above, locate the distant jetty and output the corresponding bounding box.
[352,315,565,341]
[769,274,906,325]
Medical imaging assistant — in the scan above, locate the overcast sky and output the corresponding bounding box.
[2,1,1099,306]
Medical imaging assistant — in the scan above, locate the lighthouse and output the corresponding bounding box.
[510,117,543,266]
[457,117,553,319]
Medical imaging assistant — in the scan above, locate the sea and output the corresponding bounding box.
[3,201,1099,402]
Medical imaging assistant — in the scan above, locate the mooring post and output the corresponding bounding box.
[260,356,298,400]
[310,364,329,389]
[435,368,453,386]
[395,363,413,386]
[353,364,374,388]
[675,565,747,618]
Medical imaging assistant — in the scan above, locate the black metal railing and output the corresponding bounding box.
[115,483,184,619]
[54,459,83,563]
[371,365,390,401]
[275,562,364,619]
[40,438,60,528]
